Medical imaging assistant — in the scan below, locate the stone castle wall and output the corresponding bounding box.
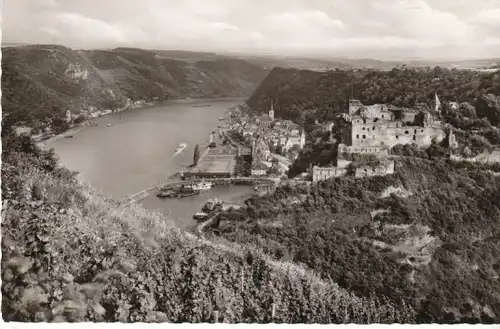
[450,149,500,164]
[355,160,395,178]
[312,166,348,182]
[341,100,445,152]
[350,123,445,149]
[338,143,389,157]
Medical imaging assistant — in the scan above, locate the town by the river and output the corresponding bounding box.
[45,98,254,229]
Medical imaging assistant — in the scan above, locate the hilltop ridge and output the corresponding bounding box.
[1,45,269,128]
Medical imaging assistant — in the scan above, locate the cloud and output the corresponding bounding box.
[209,22,239,32]
[471,8,500,29]
[55,12,128,46]
[485,37,500,46]
[2,0,500,58]
[39,26,61,37]
[261,10,346,49]
[268,10,345,30]
[370,0,473,46]
[38,0,58,8]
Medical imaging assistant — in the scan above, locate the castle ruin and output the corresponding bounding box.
[336,99,446,154]
[312,99,446,182]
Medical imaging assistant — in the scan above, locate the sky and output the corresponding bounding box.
[2,0,500,60]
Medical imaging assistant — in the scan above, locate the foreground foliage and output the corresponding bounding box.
[212,158,500,323]
[1,131,414,323]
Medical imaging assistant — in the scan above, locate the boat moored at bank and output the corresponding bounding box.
[185,181,213,190]
[174,143,187,155]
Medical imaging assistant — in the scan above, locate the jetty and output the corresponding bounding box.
[125,176,276,204]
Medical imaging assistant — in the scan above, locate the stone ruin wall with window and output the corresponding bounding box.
[311,100,446,182]
[338,99,446,154]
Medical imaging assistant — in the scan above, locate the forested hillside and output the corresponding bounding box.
[1,45,268,128]
[246,67,500,126]
[210,156,500,323]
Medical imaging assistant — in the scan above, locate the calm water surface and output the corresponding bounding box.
[47,99,253,229]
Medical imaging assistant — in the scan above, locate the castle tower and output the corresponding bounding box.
[269,102,275,120]
[348,99,363,115]
[434,92,441,114]
[448,130,458,149]
[423,112,433,127]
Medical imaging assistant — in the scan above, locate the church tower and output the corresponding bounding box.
[447,130,458,149]
[66,110,72,123]
[434,92,441,114]
[269,102,275,120]
[300,129,306,148]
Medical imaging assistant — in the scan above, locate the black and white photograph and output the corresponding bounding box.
[1,0,500,324]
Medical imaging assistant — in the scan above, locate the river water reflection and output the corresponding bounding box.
[47,98,254,229]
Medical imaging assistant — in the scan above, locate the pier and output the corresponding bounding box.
[125,176,277,204]
[125,185,163,204]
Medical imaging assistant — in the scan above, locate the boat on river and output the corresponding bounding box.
[176,186,200,198]
[156,189,177,198]
[185,181,213,191]
[202,197,223,212]
[193,198,223,221]
[156,185,200,198]
[193,212,208,220]
[174,143,187,155]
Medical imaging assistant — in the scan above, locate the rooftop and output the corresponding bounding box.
[252,162,269,170]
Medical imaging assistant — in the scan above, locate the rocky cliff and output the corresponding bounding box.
[1,45,268,127]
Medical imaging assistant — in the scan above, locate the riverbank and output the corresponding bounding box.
[36,125,88,148]
[37,96,246,148]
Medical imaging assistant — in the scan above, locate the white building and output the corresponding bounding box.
[282,130,306,152]
[65,110,72,123]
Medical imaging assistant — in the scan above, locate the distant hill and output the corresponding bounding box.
[235,54,500,71]
[135,49,500,71]
[1,45,269,127]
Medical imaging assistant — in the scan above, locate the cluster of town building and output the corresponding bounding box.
[228,104,306,176]
[236,105,306,154]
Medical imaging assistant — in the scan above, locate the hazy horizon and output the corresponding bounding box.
[3,0,500,61]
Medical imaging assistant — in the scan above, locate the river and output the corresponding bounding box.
[46,98,254,229]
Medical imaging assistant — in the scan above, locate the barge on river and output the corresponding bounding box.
[193,198,223,221]
[156,185,200,198]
